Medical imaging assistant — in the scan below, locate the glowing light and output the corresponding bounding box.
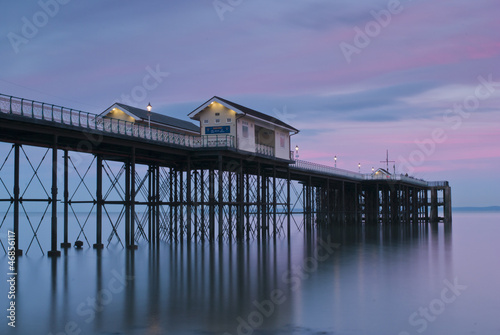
[146,103,152,129]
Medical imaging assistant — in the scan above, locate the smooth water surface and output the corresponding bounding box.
[1,212,499,335]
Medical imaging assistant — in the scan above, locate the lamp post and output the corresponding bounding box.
[358,163,361,173]
[146,102,152,130]
[295,145,299,159]
[372,167,374,173]
[334,155,337,168]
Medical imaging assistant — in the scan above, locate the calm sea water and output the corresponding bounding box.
[1,212,499,335]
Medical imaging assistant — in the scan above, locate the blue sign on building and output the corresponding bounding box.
[205,126,230,134]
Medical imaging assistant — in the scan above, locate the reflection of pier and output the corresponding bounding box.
[0,93,451,256]
[38,223,452,334]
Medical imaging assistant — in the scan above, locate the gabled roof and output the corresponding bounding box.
[102,103,200,133]
[374,168,391,175]
[188,96,299,133]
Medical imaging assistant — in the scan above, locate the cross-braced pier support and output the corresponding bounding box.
[0,141,451,254]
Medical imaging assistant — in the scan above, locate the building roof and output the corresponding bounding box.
[374,168,391,175]
[108,103,200,133]
[189,96,299,133]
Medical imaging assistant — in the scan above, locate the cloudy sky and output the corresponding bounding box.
[1,0,499,206]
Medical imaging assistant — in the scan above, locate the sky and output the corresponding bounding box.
[0,0,499,207]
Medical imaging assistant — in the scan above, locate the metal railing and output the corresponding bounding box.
[291,159,439,187]
[365,173,428,186]
[192,135,235,148]
[0,93,449,187]
[291,160,363,180]
[0,93,234,149]
[256,143,274,157]
[428,181,449,187]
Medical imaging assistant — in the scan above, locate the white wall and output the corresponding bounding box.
[194,103,293,160]
[274,129,291,160]
[236,118,256,152]
[198,102,236,138]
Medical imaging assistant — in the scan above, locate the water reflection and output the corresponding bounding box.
[12,221,454,335]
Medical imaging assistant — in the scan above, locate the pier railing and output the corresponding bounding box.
[0,93,445,188]
[0,93,234,149]
[366,172,428,186]
[291,159,430,186]
[256,143,274,157]
[291,160,363,180]
[428,181,449,187]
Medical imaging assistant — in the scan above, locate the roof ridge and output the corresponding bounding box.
[112,103,200,133]
[212,96,299,133]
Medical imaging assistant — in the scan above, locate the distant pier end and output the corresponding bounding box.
[429,181,452,224]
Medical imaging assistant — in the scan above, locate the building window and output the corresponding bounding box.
[203,119,209,124]
[215,113,220,116]
[242,125,248,138]
[215,119,220,124]
[280,133,285,148]
[226,118,232,123]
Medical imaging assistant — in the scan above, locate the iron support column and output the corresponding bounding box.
[261,171,267,236]
[187,158,192,240]
[169,168,173,241]
[256,163,261,239]
[179,168,184,240]
[13,144,22,255]
[237,161,244,241]
[194,169,198,239]
[200,169,205,239]
[342,181,345,224]
[245,172,250,240]
[424,188,429,221]
[209,167,215,241]
[444,186,452,224]
[307,180,311,229]
[273,165,277,236]
[148,165,153,243]
[287,168,291,236]
[354,184,359,224]
[412,187,418,223]
[156,165,160,244]
[48,137,60,257]
[326,178,330,226]
[174,169,178,240]
[128,147,137,249]
[93,155,103,249]
[218,155,223,240]
[228,168,233,234]
[61,150,70,248]
[125,158,130,247]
